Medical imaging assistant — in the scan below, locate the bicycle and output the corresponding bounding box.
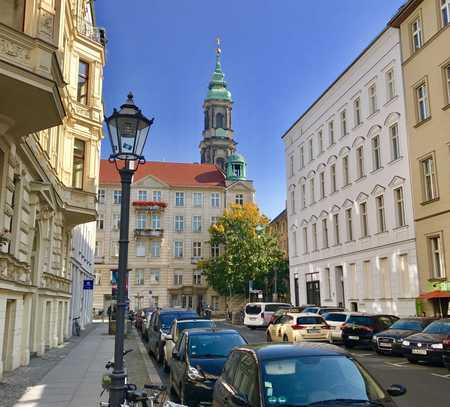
[73,317,81,336]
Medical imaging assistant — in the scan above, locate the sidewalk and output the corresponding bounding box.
[10,322,161,407]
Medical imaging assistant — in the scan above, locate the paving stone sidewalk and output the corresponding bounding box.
[0,322,161,407]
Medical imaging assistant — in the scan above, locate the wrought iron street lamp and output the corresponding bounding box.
[105,93,153,407]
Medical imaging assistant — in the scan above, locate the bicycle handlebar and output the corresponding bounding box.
[144,383,166,392]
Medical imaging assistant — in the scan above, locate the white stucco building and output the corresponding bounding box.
[283,28,418,317]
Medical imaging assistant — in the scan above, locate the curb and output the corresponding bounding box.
[132,327,163,385]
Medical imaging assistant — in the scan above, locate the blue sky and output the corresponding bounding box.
[95,0,404,219]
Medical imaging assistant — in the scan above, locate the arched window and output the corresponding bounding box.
[216,113,224,129]
[204,111,209,130]
[232,164,241,178]
[216,157,225,170]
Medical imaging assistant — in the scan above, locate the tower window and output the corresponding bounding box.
[204,110,209,130]
[233,164,241,178]
[216,112,225,129]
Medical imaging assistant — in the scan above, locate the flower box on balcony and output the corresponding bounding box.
[134,228,164,238]
[133,201,167,211]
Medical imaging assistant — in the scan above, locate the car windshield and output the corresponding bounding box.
[324,313,347,322]
[160,313,197,330]
[261,355,385,406]
[390,320,425,331]
[303,307,318,313]
[346,316,374,326]
[177,320,214,334]
[188,333,246,358]
[246,305,262,315]
[265,304,291,312]
[423,321,450,335]
[318,308,343,315]
[297,316,324,325]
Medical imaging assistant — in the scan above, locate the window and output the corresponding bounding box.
[322,219,329,249]
[421,156,438,201]
[340,110,347,137]
[324,268,332,299]
[372,135,381,170]
[386,69,396,101]
[151,214,160,229]
[302,226,308,254]
[0,0,25,30]
[445,65,450,103]
[312,223,318,251]
[151,241,161,257]
[138,190,147,201]
[175,192,185,207]
[309,178,315,204]
[301,183,306,209]
[292,230,298,256]
[193,192,203,207]
[330,164,337,193]
[342,156,350,186]
[328,121,335,145]
[175,215,184,232]
[95,241,102,257]
[308,138,314,162]
[363,260,373,298]
[442,0,450,26]
[174,272,183,285]
[416,83,430,122]
[394,187,406,227]
[136,240,146,257]
[113,190,121,205]
[360,202,368,238]
[368,84,377,114]
[319,172,325,199]
[318,130,324,153]
[72,139,85,189]
[289,155,294,176]
[174,241,183,258]
[112,242,119,257]
[150,269,160,284]
[136,269,145,286]
[345,208,353,241]
[354,97,362,126]
[77,61,89,104]
[192,216,202,233]
[193,241,202,258]
[136,213,146,229]
[380,257,391,298]
[290,190,296,214]
[356,146,364,179]
[349,263,357,299]
[375,195,386,233]
[411,18,423,51]
[429,235,445,278]
[211,216,219,226]
[299,145,305,168]
[389,123,400,161]
[211,192,220,208]
[216,112,224,128]
[211,243,220,258]
[153,191,162,202]
[112,214,120,230]
[193,270,202,285]
[333,213,340,245]
[399,254,410,296]
[235,194,244,205]
[98,189,105,204]
[96,213,104,230]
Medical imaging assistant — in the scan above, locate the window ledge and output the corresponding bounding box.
[420,197,440,206]
[443,103,450,111]
[370,167,384,175]
[329,190,338,197]
[342,183,352,190]
[375,230,389,236]
[355,175,367,183]
[352,123,364,131]
[367,110,380,120]
[329,142,336,149]
[393,225,409,231]
[384,95,399,107]
[427,277,447,283]
[414,116,432,128]
[359,235,371,241]
[361,298,373,301]
[388,156,403,166]
[345,239,356,244]
[332,243,342,247]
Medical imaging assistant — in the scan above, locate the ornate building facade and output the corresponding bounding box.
[0,0,104,378]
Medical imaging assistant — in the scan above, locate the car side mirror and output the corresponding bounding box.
[387,384,407,397]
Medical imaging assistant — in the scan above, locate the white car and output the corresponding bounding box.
[322,311,352,342]
[283,313,331,343]
[243,302,292,328]
[163,318,215,371]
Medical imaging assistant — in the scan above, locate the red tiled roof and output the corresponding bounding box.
[99,160,225,188]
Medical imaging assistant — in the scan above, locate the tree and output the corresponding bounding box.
[199,203,286,298]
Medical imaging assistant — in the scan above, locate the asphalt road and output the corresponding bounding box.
[218,322,450,407]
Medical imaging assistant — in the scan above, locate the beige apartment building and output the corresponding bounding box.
[390,0,450,315]
[269,209,288,259]
[0,0,105,378]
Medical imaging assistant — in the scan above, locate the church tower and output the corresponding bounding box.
[200,39,236,171]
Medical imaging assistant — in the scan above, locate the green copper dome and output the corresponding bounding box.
[227,153,246,163]
[226,152,247,181]
[206,47,232,102]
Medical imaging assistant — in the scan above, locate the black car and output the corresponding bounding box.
[147,308,198,364]
[212,342,406,407]
[372,317,435,355]
[342,313,399,348]
[170,328,246,406]
[401,318,450,365]
[443,336,450,369]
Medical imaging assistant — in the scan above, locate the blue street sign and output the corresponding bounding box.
[83,279,94,290]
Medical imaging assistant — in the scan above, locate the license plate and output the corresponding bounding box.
[349,336,359,340]
[250,317,257,320]
[412,349,427,355]
[379,342,392,348]
[307,329,320,334]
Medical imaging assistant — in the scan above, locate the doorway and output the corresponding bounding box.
[335,266,345,307]
[306,273,321,306]
[2,299,16,371]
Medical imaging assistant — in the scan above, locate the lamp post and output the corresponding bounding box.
[105,92,153,407]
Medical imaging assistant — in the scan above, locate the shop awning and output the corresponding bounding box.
[418,290,450,300]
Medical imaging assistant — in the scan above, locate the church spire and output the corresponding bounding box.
[206,38,232,102]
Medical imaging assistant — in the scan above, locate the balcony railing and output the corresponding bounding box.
[95,256,105,264]
[134,228,164,238]
[133,201,167,211]
[77,17,107,46]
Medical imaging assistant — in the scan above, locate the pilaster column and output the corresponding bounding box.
[0,296,7,379]
[20,294,32,366]
[11,297,23,371]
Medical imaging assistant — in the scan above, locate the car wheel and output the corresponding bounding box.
[267,332,272,342]
[283,335,289,342]
[344,342,354,349]
[407,358,418,364]
[249,326,256,330]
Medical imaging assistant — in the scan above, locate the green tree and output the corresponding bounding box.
[199,203,286,298]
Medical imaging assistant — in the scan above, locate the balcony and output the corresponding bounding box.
[95,256,105,264]
[134,228,164,238]
[41,272,70,294]
[191,257,204,265]
[76,17,107,46]
[0,22,65,136]
[133,201,167,211]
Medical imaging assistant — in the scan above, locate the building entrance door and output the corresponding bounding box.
[306,273,321,305]
[335,266,345,307]
[2,299,16,371]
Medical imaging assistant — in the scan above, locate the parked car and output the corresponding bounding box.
[443,336,450,369]
[322,311,352,342]
[283,313,331,343]
[266,311,302,342]
[372,317,435,355]
[147,308,198,364]
[135,307,154,335]
[268,305,315,325]
[212,343,407,407]
[243,302,291,328]
[163,318,216,371]
[302,306,346,315]
[401,318,450,365]
[342,313,399,348]
[170,328,247,406]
